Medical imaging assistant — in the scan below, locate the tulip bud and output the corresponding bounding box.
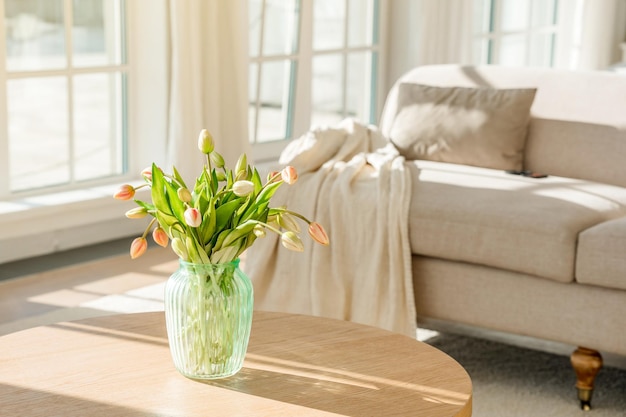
[266,171,281,183]
[177,187,192,203]
[152,227,169,247]
[235,153,247,176]
[130,237,148,259]
[209,151,225,168]
[114,184,135,200]
[141,167,152,181]
[232,180,255,197]
[253,224,266,238]
[281,166,298,184]
[125,206,148,219]
[171,237,189,260]
[184,207,202,227]
[198,129,214,154]
[216,171,227,182]
[278,213,301,233]
[308,222,329,245]
[281,231,304,252]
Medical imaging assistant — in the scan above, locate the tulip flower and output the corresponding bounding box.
[184,207,202,227]
[278,212,301,233]
[152,227,169,247]
[125,207,148,219]
[130,237,148,259]
[235,153,247,179]
[281,166,298,184]
[232,180,255,197]
[198,129,214,154]
[253,224,266,238]
[177,187,192,203]
[171,237,188,260]
[281,231,304,252]
[209,151,225,168]
[114,184,135,200]
[141,167,152,181]
[308,222,329,245]
[266,171,281,183]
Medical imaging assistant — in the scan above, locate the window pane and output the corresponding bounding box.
[345,52,371,121]
[4,0,66,71]
[8,77,69,191]
[531,0,557,27]
[257,60,294,142]
[313,0,345,51]
[72,0,126,67]
[473,38,491,64]
[347,0,374,47]
[73,72,125,181]
[311,54,343,128]
[529,33,554,67]
[473,0,492,35]
[249,0,263,57]
[500,0,529,32]
[498,34,526,65]
[263,0,299,55]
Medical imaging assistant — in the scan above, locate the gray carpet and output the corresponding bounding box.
[424,331,626,416]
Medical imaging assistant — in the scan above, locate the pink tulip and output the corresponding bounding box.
[141,167,153,181]
[114,184,135,200]
[266,171,281,183]
[281,231,304,252]
[152,227,169,247]
[308,222,329,245]
[184,207,202,227]
[130,237,148,259]
[281,166,298,185]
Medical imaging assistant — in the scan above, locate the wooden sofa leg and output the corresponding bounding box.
[570,347,603,411]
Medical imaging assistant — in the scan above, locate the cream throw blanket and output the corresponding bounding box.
[244,119,417,337]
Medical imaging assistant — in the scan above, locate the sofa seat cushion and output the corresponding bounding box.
[576,218,626,290]
[407,161,626,283]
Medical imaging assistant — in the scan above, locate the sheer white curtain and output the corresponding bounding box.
[166,0,251,182]
[557,0,626,70]
[387,0,473,86]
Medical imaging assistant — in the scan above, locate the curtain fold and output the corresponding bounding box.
[575,0,626,70]
[167,0,251,182]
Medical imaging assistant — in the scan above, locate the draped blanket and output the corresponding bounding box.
[244,119,416,337]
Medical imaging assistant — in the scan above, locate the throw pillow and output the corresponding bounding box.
[389,83,537,170]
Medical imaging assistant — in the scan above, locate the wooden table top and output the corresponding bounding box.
[0,311,472,416]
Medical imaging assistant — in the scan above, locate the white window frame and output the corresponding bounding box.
[0,0,169,264]
[474,0,559,67]
[250,0,387,163]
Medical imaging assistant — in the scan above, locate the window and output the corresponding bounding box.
[473,0,559,67]
[248,0,381,161]
[0,0,128,195]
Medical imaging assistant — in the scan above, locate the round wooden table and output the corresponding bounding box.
[0,311,472,416]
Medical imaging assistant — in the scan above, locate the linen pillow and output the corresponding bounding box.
[389,83,537,170]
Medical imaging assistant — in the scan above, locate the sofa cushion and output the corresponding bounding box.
[389,83,536,171]
[576,218,626,291]
[407,161,626,283]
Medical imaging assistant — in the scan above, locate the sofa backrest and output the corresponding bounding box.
[380,65,626,187]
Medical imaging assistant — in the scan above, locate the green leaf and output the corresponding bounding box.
[151,164,173,216]
[251,168,263,194]
[255,181,282,207]
[133,199,155,211]
[164,177,186,224]
[172,166,188,189]
[215,199,243,231]
[221,220,257,248]
[199,200,217,245]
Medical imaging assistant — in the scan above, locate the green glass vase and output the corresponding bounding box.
[164,259,253,379]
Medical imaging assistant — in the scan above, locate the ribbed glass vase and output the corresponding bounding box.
[164,259,253,379]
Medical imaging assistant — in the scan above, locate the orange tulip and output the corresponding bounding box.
[152,227,169,248]
[281,166,298,185]
[114,184,135,200]
[308,222,329,245]
[130,237,148,259]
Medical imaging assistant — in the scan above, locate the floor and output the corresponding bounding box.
[0,241,179,336]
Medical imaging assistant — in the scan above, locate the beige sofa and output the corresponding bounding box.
[379,64,626,409]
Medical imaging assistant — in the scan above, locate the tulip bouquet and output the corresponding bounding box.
[114,129,329,264]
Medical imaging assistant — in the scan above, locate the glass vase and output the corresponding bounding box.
[164,259,253,379]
